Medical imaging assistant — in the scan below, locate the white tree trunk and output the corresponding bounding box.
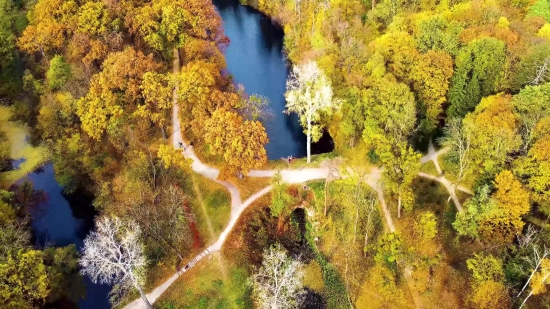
[307,115,312,163]
[397,194,402,219]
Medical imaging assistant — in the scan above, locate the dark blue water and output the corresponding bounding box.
[214,0,310,159]
[24,164,111,309]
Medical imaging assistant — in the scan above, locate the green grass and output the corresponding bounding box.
[0,106,49,187]
[438,153,474,191]
[420,161,438,176]
[263,152,337,170]
[189,174,231,244]
[156,253,252,309]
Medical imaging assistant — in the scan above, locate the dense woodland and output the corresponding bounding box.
[0,0,550,308]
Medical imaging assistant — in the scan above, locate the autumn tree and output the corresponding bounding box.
[511,43,550,91]
[249,243,304,309]
[285,60,340,163]
[129,0,225,55]
[513,135,550,215]
[80,216,151,308]
[0,250,50,308]
[136,72,174,138]
[413,14,463,56]
[463,94,521,177]
[204,109,268,175]
[177,60,239,138]
[448,38,506,119]
[379,142,421,218]
[411,50,453,134]
[126,185,191,262]
[455,170,530,243]
[76,47,161,141]
[466,253,511,309]
[360,75,416,148]
[519,258,550,308]
[356,263,409,309]
[17,0,77,56]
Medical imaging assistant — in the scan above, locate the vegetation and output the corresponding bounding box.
[1,0,550,308]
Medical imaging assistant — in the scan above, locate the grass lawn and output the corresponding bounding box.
[189,173,231,245]
[227,175,272,202]
[155,252,252,309]
[0,106,49,188]
[263,152,337,170]
[420,160,438,176]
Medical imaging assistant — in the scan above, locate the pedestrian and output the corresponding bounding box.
[179,142,183,148]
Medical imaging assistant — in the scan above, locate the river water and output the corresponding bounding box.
[25,164,111,309]
[214,0,333,159]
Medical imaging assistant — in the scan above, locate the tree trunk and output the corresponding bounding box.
[307,115,312,163]
[397,194,402,219]
[277,215,285,235]
[519,290,534,309]
[161,126,167,140]
[372,0,376,10]
[135,283,153,309]
[324,178,328,217]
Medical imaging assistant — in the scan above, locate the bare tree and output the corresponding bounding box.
[236,84,275,123]
[531,58,549,86]
[80,216,152,308]
[0,219,31,261]
[439,118,471,186]
[285,61,341,163]
[249,244,305,309]
[128,185,191,262]
[516,244,550,304]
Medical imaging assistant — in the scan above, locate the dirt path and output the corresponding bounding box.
[417,141,472,212]
[126,49,429,308]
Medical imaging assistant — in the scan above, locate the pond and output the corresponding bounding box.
[213,0,334,160]
[23,163,111,309]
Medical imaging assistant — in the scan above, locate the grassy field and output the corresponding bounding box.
[189,173,232,245]
[155,252,251,309]
[0,106,49,187]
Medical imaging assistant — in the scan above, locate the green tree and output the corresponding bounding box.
[453,185,495,239]
[360,75,416,148]
[448,38,506,118]
[512,83,550,152]
[379,142,421,218]
[414,14,463,56]
[414,211,437,242]
[46,55,72,90]
[43,245,85,304]
[0,250,50,308]
[527,0,550,22]
[511,43,550,91]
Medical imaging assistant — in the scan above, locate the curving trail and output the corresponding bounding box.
[417,141,473,212]
[125,49,465,309]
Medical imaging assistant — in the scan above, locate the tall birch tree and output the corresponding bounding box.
[80,217,152,308]
[285,61,340,163]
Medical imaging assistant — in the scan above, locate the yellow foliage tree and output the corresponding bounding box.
[204,109,268,175]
